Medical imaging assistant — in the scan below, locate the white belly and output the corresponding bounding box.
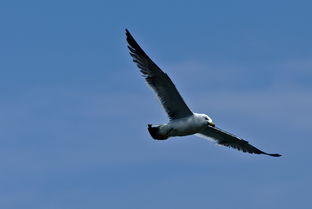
[159,115,206,137]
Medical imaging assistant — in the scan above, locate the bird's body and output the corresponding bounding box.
[148,113,210,139]
[125,29,281,157]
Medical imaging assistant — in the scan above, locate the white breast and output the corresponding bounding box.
[159,114,207,137]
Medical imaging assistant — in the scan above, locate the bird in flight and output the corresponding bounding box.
[125,29,281,157]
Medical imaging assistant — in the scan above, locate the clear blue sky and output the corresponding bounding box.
[0,0,311,208]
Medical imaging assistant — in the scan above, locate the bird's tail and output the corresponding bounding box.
[147,124,168,140]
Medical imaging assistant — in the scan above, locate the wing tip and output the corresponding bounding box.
[265,153,282,157]
[125,28,130,36]
[125,28,133,43]
[125,29,141,52]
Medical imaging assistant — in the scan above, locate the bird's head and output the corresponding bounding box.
[201,114,215,127]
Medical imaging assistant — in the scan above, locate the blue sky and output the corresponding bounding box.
[0,0,311,208]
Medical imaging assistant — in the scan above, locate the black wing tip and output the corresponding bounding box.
[125,28,130,36]
[265,153,282,157]
[125,29,136,48]
[125,29,134,42]
[125,29,151,62]
[269,153,282,157]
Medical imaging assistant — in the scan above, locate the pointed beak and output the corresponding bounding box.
[208,122,215,127]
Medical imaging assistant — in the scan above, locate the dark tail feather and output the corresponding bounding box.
[147,124,168,140]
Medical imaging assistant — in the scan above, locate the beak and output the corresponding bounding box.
[208,122,215,127]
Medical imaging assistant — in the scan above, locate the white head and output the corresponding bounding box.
[200,114,215,127]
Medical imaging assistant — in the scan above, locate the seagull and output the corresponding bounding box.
[125,29,281,157]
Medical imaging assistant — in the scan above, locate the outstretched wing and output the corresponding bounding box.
[126,29,193,120]
[197,126,281,157]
